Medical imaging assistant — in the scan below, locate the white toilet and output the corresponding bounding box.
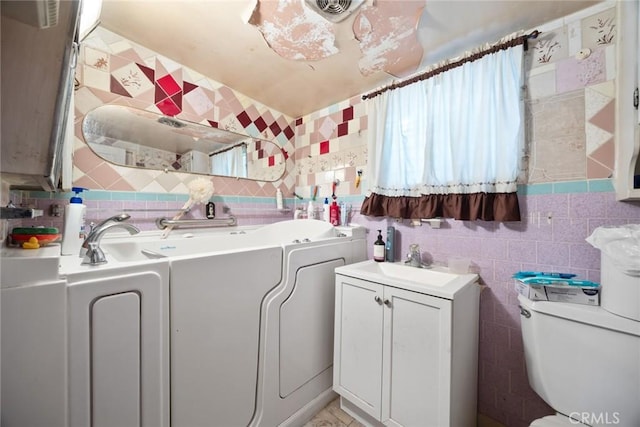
[518,294,640,427]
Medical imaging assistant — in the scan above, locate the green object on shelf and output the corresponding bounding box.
[11,227,59,235]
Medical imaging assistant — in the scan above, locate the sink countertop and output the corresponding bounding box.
[335,260,479,300]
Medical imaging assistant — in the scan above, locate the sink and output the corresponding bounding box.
[378,262,461,286]
[335,260,478,299]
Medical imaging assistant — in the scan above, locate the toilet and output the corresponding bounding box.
[518,294,640,427]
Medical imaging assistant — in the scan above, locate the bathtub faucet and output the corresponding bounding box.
[81,219,140,265]
[80,213,132,257]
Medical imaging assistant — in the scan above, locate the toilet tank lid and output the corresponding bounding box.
[518,295,640,337]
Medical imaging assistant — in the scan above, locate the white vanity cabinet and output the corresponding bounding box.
[333,261,480,427]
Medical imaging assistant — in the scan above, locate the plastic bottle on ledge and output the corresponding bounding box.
[276,188,283,210]
[61,187,87,256]
[330,200,340,226]
[307,200,316,219]
[339,201,347,225]
[323,198,330,222]
[373,229,385,262]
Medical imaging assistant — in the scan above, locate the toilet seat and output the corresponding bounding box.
[530,415,585,426]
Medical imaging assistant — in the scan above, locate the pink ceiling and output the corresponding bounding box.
[250,0,425,78]
[353,1,425,77]
[248,0,338,61]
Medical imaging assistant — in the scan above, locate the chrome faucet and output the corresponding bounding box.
[405,244,429,268]
[81,220,140,265]
[80,213,133,257]
[87,213,131,236]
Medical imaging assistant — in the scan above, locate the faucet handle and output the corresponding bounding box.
[82,242,107,265]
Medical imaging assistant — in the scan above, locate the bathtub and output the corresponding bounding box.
[96,219,367,426]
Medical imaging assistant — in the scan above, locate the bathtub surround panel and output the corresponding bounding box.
[279,259,344,398]
[253,237,367,426]
[1,279,68,427]
[170,247,282,427]
[66,262,170,427]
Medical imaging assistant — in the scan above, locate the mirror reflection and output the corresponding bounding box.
[82,105,286,181]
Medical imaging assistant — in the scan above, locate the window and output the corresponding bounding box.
[362,44,525,221]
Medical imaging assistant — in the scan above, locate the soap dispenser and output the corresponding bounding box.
[373,229,385,262]
[61,187,87,256]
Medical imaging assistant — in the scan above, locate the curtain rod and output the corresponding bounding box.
[362,30,540,101]
[209,141,247,157]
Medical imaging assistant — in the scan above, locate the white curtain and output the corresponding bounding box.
[367,45,524,197]
[210,144,247,178]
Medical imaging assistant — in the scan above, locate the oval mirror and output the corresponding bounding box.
[82,105,286,181]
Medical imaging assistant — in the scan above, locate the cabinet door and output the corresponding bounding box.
[382,287,452,427]
[333,276,384,419]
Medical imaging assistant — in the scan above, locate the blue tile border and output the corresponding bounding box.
[517,183,553,195]
[14,180,614,204]
[588,179,615,192]
[553,181,589,194]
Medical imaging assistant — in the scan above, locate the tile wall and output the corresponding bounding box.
[74,27,296,195]
[291,3,640,427]
[14,26,302,230]
[5,3,640,426]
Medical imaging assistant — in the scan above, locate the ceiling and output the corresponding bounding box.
[98,0,602,118]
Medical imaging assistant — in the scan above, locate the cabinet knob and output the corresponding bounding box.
[383,299,391,306]
[374,295,382,304]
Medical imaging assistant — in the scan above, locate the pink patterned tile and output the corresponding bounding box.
[556,48,606,94]
[91,163,124,189]
[117,47,145,64]
[588,99,614,133]
[105,178,135,191]
[319,141,330,155]
[75,146,105,173]
[156,97,181,116]
[337,122,348,137]
[586,157,613,179]
[588,138,614,168]
[73,174,100,190]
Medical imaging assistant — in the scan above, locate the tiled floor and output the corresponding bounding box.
[303,398,366,427]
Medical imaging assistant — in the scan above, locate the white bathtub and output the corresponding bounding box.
[95,219,368,426]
